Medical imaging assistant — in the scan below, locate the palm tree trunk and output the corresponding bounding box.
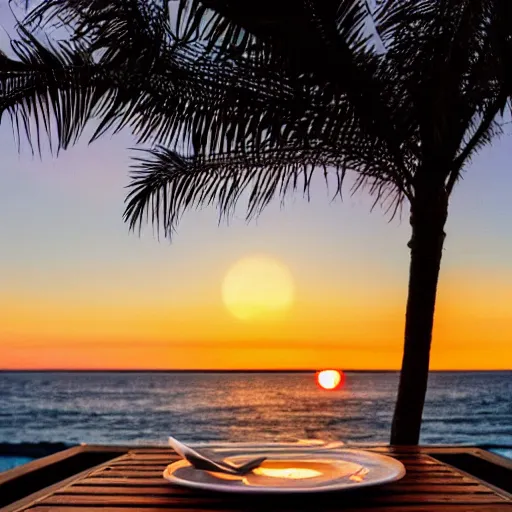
[390,187,448,445]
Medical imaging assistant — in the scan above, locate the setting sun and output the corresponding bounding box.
[317,370,344,390]
[221,255,294,321]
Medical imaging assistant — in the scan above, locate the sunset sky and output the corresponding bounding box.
[1,6,511,370]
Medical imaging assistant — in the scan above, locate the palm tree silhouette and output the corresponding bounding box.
[1,0,510,444]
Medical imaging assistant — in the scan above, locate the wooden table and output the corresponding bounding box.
[2,446,511,512]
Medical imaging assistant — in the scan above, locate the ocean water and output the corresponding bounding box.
[0,371,511,448]
[0,456,33,472]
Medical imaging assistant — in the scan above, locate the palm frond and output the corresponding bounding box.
[446,0,512,191]
[0,27,118,153]
[172,1,414,188]
[124,146,341,238]
[5,0,512,240]
[0,5,292,152]
[123,142,406,239]
[23,0,170,51]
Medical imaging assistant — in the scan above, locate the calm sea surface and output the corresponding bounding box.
[0,372,511,447]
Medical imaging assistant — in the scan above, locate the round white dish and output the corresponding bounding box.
[163,446,405,494]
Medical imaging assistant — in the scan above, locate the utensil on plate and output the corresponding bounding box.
[168,436,266,475]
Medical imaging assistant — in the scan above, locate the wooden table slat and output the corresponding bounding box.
[102,464,457,474]
[26,506,512,512]
[3,446,510,512]
[38,492,508,506]
[76,476,485,487]
[87,471,473,484]
[126,452,436,462]
[56,483,496,496]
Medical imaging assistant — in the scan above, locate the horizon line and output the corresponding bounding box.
[1,368,510,373]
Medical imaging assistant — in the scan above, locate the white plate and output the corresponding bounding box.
[163,445,405,494]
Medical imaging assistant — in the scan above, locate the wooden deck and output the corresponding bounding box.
[1,445,511,512]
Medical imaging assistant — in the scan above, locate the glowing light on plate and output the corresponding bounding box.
[252,467,322,479]
[317,370,344,390]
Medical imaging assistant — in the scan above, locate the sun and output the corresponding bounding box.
[222,255,294,321]
[317,370,344,390]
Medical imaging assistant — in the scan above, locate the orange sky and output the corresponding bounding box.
[2,261,511,370]
[1,146,512,371]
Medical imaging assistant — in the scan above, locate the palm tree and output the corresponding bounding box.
[1,0,511,444]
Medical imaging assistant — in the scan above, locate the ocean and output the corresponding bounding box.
[1,371,511,450]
